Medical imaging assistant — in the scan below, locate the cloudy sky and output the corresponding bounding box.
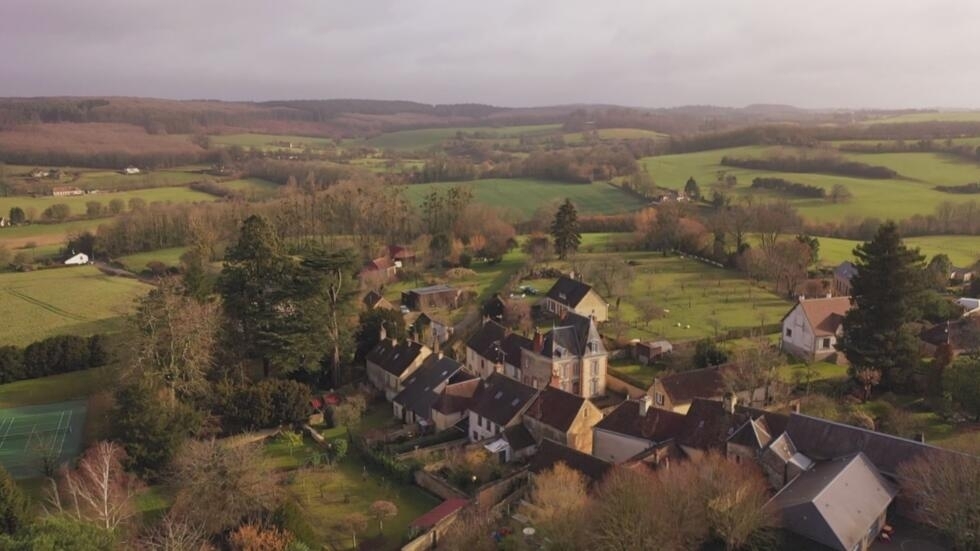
[2,0,978,108]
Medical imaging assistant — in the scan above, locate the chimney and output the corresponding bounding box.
[533,331,544,353]
[825,292,832,299]
[379,321,387,343]
[722,392,737,414]
[914,433,926,443]
[639,394,653,416]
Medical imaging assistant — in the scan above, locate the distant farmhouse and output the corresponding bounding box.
[51,186,83,197]
[780,296,852,362]
[540,275,609,322]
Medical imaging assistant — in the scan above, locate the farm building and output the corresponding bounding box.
[362,290,394,311]
[64,253,90,265]
[956,297,980,316]
[630,339,673,365]
[950,267,975,283]
[540,275,608,322]
[780,296,852,362]
[123,166,141,175]
[51,186,83,197]
[388,245,416,267]
[360,256,397,283]
[401,284,460,312]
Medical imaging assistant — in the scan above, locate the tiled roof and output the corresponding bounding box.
[524,386,587,433]
[468,372,539,427]
[545,276,595,308]
[833,261,858,281]
[678,398,789,452]
[408,284,457,296]
[529,439,611,485]
[500,333,533,367]
[410,498,468,531]
[792,297,853,337]
[431,378,480,415]
[593,400,686,443]
[393,355,462,418]
[365,339,427,377]
[655,366,728,405]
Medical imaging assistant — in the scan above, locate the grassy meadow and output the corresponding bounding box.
[117,247,190,270]
[0,219,103,249]
[0,186,215,220]
[641,145,980,223]
[0,267,149,346]
[362,124,562,150]
[403,178,645,218]
[209,133,337,149]
[861,111,980,124]
[816,235,980,267]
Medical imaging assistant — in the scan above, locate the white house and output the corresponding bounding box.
[64,253,90,265]
[780,297,852,362]
[956,297,980,316]
[123,166,141,175]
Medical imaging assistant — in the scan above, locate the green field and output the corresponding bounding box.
[0,367,112,409]
[641,145,980,223]
[816,235,980,267]
[0,186,214,221]
[0,267,149,346]
[0,220,103,249]
[210,133,337,148]
[0,400,87,478]
[220,177,280,200]
[402,178,645,218]
[363,124,562,150]
[564,128,668,144]
[117,247,190,270]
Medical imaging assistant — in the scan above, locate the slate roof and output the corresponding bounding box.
[784,413,966,478]
[833,261,858,281]
[393,355,463,418]
[468,372,539,427]
[530,439,612,485]
[655,366,729,405]
[678,398,789,452]
[767,453,897,551]
[408,284,457,296]
[540,311,601,358]
[431,377,481,415]
[362,290,391,309]
[727,417,773,449]
[593,400,687,443]
[466,320,508,361]
[503,424,536,451]
[365,339,427,377]
[545,275,595,308]
[500,333,533,366]
[524,386,587,433]
[786,297,853,337]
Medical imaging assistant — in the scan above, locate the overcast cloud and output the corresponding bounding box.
[1,0,978,108]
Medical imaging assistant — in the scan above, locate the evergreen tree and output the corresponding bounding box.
[7,207,24,225]
[354,308,407,363]
[296,247,359,386]
[0,465,30,535]
[550,199,581,261]
[684,177,701,200]
[838,222,926,389]
[218,215,297,376]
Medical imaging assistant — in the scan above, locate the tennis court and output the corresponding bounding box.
[0,400,87,478]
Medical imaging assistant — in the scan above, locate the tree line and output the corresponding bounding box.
[0,335,108,384]
[721,152,897,179]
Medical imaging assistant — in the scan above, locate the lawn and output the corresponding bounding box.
[535,251,792,342]
[210,133,337,149]
[641,145,980,223]
[117,246,190,270]
[816,236,980,267]
[0,267,150,345]
[0,367,112,409]
[564,128,668,144]
[265,437,440,550]
[402,178,645,218]
[0,186,215,220]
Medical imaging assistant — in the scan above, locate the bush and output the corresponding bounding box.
[350,437,419,484]
[223,379,313,431]
[693,339,729,369]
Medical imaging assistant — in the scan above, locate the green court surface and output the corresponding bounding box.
[0,400,87,478]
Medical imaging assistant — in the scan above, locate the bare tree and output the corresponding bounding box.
[726,339,786,402]
[899,453,980,551]
[338,513,368,550]
[578,259,635,301]
[46,441,141,533]
[369,500,397,534]
[170,439,280,535]
[133,277,220,404]
[139,513,211,551]
[524,462,589,547]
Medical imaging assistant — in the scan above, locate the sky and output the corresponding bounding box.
[2,0,979,109]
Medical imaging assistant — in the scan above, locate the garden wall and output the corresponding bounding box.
[414,470,468,500]
[605,371,648,398]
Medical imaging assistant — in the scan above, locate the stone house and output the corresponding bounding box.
[540,276,609,322]
[591,395,687,463]
[392,354,466,427]
[365,337,430,401]
[520,311,607,398]
[430,377,481,432]
[522,386,602,454]
[467,373,539,462]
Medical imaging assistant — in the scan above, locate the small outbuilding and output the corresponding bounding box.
[401,284,460,312]
[64,253,90,265]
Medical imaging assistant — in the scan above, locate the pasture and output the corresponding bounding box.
[0,267,149,346]
[209,133,336,149]
[117,246,189,270]
[220,177,280,200]
[641,145,980,223]
[0,400,87,479]
[402,178,645,218]
[0,220,102,249]
[0,186,215,221]
[816,235,980,267]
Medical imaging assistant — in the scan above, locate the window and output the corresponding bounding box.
[822,338,831,349]
[591,360,599,376]
[656,393,664,405]
[785,328,792,337]
[590,378,597,396]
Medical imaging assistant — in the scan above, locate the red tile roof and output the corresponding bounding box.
[410,498,468,530]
